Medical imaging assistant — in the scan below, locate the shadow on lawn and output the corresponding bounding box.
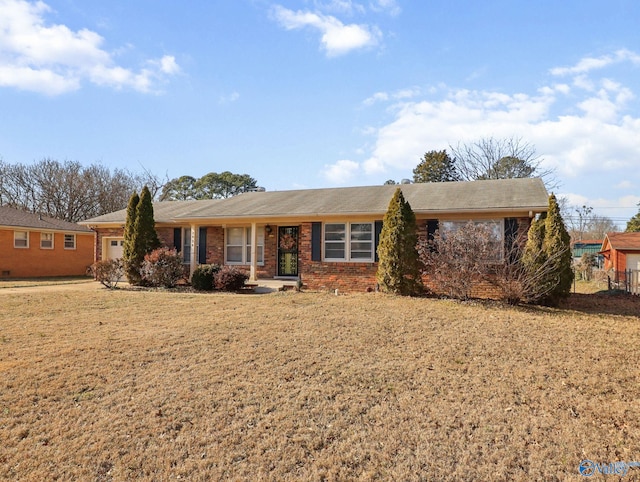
[561,291,640,318]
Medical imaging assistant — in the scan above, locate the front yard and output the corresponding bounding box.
[1,285,638,480]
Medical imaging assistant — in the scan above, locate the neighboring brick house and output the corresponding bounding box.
[81,178,549,293]
[600,232,640,272]
[0,206,94,278]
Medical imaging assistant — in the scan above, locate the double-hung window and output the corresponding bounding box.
[64,234,76,249]
[41,232,54,249]
[440,219,504,261]
[226,227,264,264]
[14,231,28,248]
[324,222,374,262]
[182,227,191,263]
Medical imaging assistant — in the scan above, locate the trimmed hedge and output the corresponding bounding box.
[190,264,221,291]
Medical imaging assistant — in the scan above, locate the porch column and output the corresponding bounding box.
[249,222,258,282]
[190,223,198,276]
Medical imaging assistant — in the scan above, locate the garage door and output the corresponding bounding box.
[627,254,640,270]
[105,238,125,260]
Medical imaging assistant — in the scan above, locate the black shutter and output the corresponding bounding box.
[504,218,518,262]
[427,220,439,241]
[374,220,383,262]
[173,228,181,252]
[426,220,439,252]
[311,222,322,261]
[198,227,207,264]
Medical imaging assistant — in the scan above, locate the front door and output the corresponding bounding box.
[277,226,299,277]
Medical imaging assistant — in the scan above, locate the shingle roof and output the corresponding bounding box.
[81,199,215,224]
[81,178,549,224]
[604,232,640,251]
[176,178,548,220]
[0,206,92,232]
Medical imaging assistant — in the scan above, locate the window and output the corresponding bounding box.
[440,219,503,261]
[64,234,76,249]
[324,222,374,261]
[182,228,191,263]
[41,232,54,249]
[226,226,264,264]
[14,231,28,248]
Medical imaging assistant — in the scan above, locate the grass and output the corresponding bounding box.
[1,286,639,481]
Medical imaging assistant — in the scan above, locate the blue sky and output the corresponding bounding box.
[1,0,639,227]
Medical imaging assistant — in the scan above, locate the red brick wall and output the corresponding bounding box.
[298,222,378,292]
[0,228,94,278]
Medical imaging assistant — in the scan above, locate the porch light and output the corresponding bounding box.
[265,225,273,235]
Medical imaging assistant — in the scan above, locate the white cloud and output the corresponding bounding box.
[615,180,635,190]
[314,0,366,15]
[219,91,240,104]
[363,86,421,106]
[370,0,401,16]
[271,5,381,56]
[550,49,640,76]
[0,0,179,95]
[354,67,640,182]
[158,55,180,75]
[321,159,360,183]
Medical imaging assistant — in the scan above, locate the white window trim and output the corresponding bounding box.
[14,230,29,249]
[63,233,76,250]
[40,232,54,249]
[440,219,504,261]
[225,226,264,265]
[323,222,374,262]
[182,227,192,264]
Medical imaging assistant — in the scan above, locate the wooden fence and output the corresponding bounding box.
[608,270,640,295]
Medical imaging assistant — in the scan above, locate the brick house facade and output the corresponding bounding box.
[0,206,94,278]
[82,179,548,295]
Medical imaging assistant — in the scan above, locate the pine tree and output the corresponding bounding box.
[626,203,640,232]
[543,193,573,304]
[413,150,459,183]
[123,191,141,284]
[376,188,423,295]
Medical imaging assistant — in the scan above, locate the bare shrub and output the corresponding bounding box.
[215,266,249,291]
[140,248,185,288]
[419,220,574,305]
[491,241,573,305]
[89,259,124,289]
[419,222,497,300]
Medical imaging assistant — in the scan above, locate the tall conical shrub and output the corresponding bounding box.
[543,193,573,304]
[521,194,573,306]
[122,186,161,285]
[135,186,161,255]
[376,188,422,295]
[123,191,141,284]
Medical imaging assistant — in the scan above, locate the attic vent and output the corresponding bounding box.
[400,179,412,184]
[254,187,266,192]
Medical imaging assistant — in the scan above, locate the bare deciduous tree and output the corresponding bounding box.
[449,136,557,189]
[0,158,156,222]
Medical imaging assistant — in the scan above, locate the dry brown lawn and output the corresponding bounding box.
[1,284,639,481]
